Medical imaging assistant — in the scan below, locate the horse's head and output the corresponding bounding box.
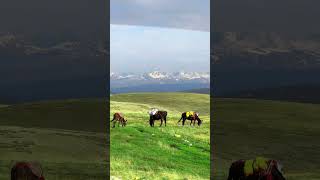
[123,119,127,126]
[197,118,202,126]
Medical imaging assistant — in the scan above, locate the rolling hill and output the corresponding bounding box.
[221,84,320,104]
[182,88,210,94]
[213,98,320,180]
[0,99,108,179]
[110,93,210,180]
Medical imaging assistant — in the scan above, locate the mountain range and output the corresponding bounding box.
[111,71,209,82]
[110,71,210,93]
[0,32,107,104]
[212,32,320,98]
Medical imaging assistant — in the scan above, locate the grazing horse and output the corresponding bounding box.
[149,111,167,127]
[227,158,285,180]
[178,112,202,126]
[111,112,127,128]
[11,161,45,180]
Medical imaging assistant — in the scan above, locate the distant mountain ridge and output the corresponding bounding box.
[0,32,107,104]
[111,71,209,82]
[182,88,210,94]
[110,71,210,94]
[213,32,320,70]
[212,32,320,96]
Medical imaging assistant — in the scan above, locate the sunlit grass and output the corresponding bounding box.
[110,93,210,180]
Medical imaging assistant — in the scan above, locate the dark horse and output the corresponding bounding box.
[149,111,167,127]
[111,112,127,128]
[11,161,45,180]
[227,159,285,180]
[178,112,202,126]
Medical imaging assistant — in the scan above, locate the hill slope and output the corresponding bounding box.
[110,93,210,180]
[0,99,108,179]
[213,98,320,180]
[221,84,320,104]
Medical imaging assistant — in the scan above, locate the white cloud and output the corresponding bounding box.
[111,0,210,31]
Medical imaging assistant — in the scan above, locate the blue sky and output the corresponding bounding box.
[111,24,210,73]
[111,0,210,31]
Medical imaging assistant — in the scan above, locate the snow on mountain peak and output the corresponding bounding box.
[147,71,169,79]
[111,71,210,81]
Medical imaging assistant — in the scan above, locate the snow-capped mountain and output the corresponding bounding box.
[110,71,210,93]
[144,71,170,80]
[110,71,210,82]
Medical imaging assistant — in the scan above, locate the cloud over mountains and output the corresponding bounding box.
[111,0,210,31]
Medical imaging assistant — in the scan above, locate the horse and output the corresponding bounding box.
[149,111,167,127]
[178,112,202,126]
[11,161,45,180]
[227,159,285,180]
[111,112,127,128]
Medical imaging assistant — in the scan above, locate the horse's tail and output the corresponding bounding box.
[111,114,115,122]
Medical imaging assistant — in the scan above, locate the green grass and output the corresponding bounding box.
[3,94,317,179]
[0,99,108,179]
[213,98,320,180]
[110,93,210,180]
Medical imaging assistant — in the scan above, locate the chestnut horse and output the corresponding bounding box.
[11,161,45,180]
[111,112,127,128]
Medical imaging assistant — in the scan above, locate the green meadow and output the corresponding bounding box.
[2,93,317,180]
[213,98,320,180]
[0,99,108,180]
[110,93,211,180]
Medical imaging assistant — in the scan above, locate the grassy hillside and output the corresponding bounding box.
[110,93,210,180]
[0,99,108,179]
[0,99,107,132]
[213,98,320,180]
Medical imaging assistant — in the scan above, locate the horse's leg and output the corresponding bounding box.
[227,162,236,180]
[193,118,196,126]
[160,119,163,127]
[164,117,166,127]
[177,116,183,125]
[149,117,153,127]
[112,120,116,128]
[227,166,233,180]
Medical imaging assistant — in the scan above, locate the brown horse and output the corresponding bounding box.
[11,161,45,180]
[227,159,285,180]
[178,112,202,126]
[149,111,167,127]
[111,112,127,128]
